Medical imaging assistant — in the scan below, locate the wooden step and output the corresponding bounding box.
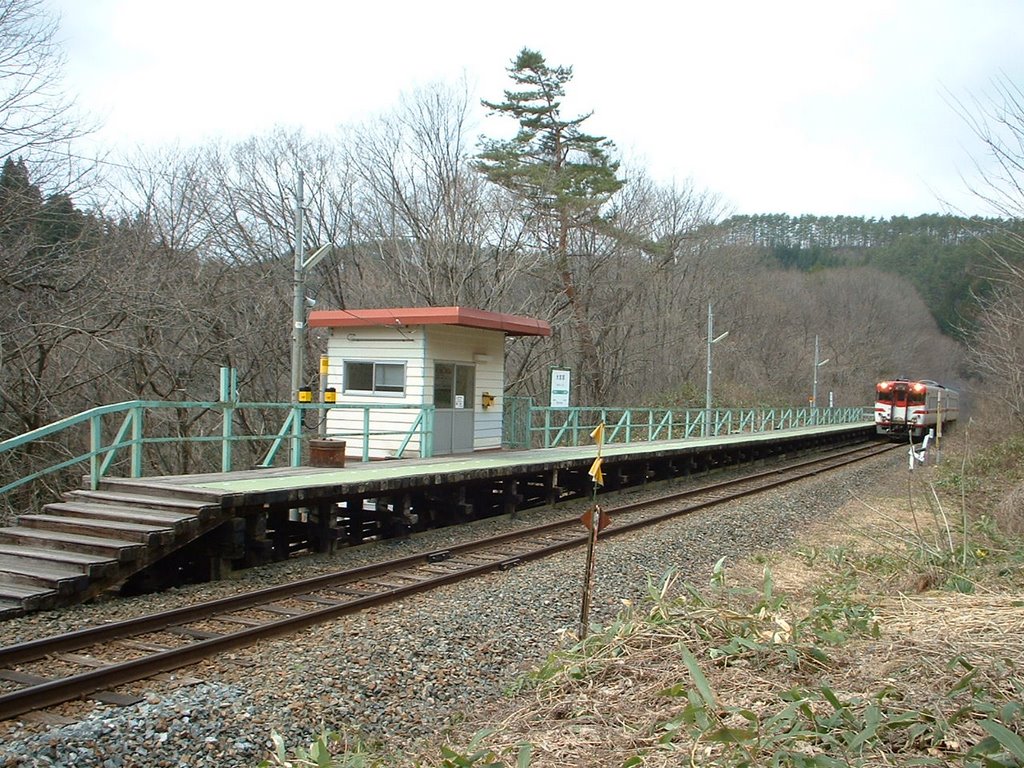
[0,544,117,578]
[0,527,143,562]
[15,514,174,546]
[0,578,57,609]
[44,501,199,535]
[0,555,88,595]
[92,478,221,503]
[64,489,216,518]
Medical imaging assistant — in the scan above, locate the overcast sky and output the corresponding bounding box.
[47,0,1024,218]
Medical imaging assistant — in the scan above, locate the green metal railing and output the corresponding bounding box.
[0,399,435,499]
[3,385,869,505]
[506,403,871,449]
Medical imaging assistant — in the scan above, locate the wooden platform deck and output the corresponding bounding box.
[152,421,872,499]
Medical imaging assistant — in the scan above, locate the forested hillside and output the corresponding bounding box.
[719,213,1014,337]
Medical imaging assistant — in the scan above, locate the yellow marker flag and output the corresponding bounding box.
[588,456,604,486]
[590,422,605,446]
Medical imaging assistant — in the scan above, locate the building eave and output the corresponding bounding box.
[308,306,552,337]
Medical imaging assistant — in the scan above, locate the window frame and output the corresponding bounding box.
[342,360,407,397]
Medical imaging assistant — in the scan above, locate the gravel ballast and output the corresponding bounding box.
[0,452,898,766]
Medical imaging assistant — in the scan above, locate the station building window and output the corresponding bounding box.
[343,361,406,395]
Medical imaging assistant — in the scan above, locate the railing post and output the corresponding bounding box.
[524,399,538,449]
[220,367,236,472]
[130,405,144,478]
[362,408,371,462]
[90,414,102,490]
[423,406,434,458]
[289,404,302,468]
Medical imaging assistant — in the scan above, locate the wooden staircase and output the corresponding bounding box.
[0,481,222,618]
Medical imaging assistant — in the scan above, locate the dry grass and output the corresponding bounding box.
[419,437,1024,767]
[996,485,1024,537]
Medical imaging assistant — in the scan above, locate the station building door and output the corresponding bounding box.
[433,362,475,455]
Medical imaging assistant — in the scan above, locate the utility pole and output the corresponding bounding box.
[289,171,306,466]
[705,302,713,436]
[704,302,729,437]
[291,169,306,406]
[812,334,830,424]
[287,170,334,466]
[812,334,819,410]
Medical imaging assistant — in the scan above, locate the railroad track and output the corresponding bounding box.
[0,440,896,721]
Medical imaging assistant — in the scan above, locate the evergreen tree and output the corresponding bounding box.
[476,49,622,240]
[476,48,623,400]
[0,157,42,246]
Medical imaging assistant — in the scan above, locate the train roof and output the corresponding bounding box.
[877,378,957,393]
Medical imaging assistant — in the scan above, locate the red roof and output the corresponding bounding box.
[307,306,551,337]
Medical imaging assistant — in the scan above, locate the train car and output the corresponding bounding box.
[875,378,959,440]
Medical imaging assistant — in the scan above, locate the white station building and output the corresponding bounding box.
[307,306,551,459]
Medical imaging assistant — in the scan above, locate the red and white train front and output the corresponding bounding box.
[875,379,959,439]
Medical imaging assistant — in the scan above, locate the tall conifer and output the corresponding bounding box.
[477,48,623,401]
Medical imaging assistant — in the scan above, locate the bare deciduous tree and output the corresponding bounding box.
[952,74,1024,424]
[0,0,92,176]
[348,81,538,311]
[968,272,1024,426]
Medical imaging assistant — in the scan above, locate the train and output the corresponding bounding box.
[874,378,959,440]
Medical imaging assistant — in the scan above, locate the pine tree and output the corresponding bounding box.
[477,48,623,401]
[476,49,622,214]
[0,157,42,247]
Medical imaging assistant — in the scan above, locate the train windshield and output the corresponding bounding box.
[877,381,909,405]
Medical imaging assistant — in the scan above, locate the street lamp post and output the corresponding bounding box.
[811,334,830,423]
[704,302,729,437]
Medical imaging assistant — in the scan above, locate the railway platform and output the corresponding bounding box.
[0,420,874,617]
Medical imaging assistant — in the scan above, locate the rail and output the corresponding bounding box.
[508,404,871,449]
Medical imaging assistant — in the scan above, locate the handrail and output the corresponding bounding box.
[524,405,871,449]
[3,397,871,505]
[1,400,435,498]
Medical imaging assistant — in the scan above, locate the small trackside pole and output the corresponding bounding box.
[579,504,601,640]
[579,422,610,640]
